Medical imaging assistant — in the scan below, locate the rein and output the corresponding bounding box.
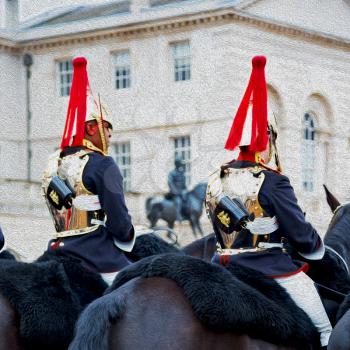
[333,203,348,216]
[325,245,349,275]
[315,282,346,304]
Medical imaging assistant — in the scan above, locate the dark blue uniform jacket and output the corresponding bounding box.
[48,147,134,273]
[212,161,322,277]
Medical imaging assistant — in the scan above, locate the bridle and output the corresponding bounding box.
[325,245,349,276]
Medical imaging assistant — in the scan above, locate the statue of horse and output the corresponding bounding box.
[145,182,207,237]
[69,186,350,350]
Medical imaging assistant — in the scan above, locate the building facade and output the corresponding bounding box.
[0,0,350,259]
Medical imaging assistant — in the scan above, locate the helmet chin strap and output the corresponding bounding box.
[268,124,282,172]
[96,116,108,155]
[83,139,108,156]
[256,136,281,173]
[96,94,108,155]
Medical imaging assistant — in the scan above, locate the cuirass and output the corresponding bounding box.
[220,167,265,220]
[42,150,104,238]
[206,166,278,249]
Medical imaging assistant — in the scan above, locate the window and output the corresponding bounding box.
[115,142,131,192]
[171,41,191,82]
[174,136,191,186]
[301,113,316,192]
[113,51,131,90]
[57,59,73,97]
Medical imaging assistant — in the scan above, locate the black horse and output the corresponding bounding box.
[70,185,350,350]
[145,182,207,237]
[321,186,350,349]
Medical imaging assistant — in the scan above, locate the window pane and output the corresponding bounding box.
[113,51,131,90]
[173,136,191,186]
[57,59,73,97]
[301,113,316,192]
[115,142,131,192]
[172,42,191,82]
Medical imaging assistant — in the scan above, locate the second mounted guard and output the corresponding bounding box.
[206,56,332,348]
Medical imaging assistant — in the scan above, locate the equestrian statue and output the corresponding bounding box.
[145,156,207,237]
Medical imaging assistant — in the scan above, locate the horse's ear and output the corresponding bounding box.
[323,184,341,213]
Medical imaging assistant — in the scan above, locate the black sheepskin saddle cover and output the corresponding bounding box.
[0,234,178,350]
[108,253,320,349]
[0,250,107,350]
[126,233,182,261]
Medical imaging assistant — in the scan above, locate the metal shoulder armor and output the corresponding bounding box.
[42,150,105,239]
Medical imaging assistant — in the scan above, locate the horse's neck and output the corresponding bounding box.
[189,186,206,201]
[325,211,350,268]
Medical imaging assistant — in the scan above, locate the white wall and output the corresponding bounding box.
[0,51,26,179]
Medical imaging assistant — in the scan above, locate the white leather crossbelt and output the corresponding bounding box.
[73,195,101,211]
[218,242,284,255]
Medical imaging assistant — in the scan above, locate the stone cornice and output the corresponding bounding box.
[1,7,350,53]
[0,37,21,53]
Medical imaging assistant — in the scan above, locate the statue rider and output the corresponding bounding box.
[206,56,332,349]
[42,57,135,286]
[168,156,187,221]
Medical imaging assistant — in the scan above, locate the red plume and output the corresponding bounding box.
[60,57,90,149]
[225,56,268,152]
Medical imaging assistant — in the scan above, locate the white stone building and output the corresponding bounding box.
[0,0,349,259]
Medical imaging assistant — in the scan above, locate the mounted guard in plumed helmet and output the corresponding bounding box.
[42,57,135,286]
[206,56,283,253]
[42,57,113,237]
[205,56,332,347]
